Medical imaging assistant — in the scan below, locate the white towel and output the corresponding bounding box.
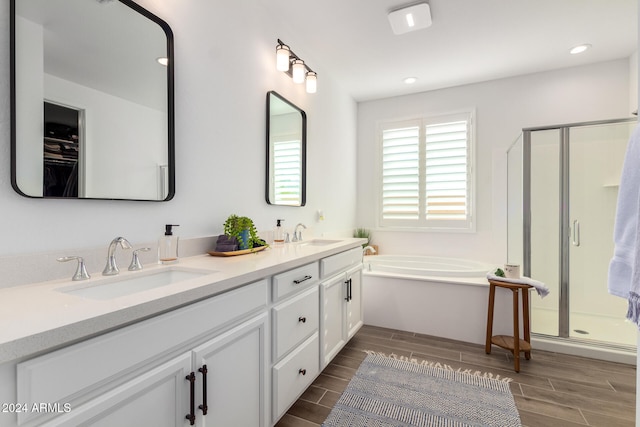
[608,124,640,326]
[486,273,550,298]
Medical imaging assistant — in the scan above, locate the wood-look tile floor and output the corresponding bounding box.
[275,325,636,427]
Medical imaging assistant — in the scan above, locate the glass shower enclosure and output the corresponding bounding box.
[507,118,637,348]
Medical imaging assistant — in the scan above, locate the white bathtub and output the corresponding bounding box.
[365,255,493,278]
[363,255,516,345]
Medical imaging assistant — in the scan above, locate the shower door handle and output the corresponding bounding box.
[572,220,580,247]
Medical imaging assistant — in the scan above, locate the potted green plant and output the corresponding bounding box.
[223,215,265,250]
[353,227,371,248]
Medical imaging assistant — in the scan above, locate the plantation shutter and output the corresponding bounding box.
[424,120,468,220]
[273,139,302,205]
[381,125,420,221]
[378,113,473,230]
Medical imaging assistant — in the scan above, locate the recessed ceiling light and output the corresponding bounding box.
[404,77,417,84]
[570,44,591,55]
[156,57,169,66]
[388,3,432,35]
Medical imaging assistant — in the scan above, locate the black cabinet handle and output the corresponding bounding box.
[299,368,307,375]
[198,365,208,415]
[293,275,312,284]
[344,278,352,301]
[349,278,353,301]
[185,372,196,425]
[298,316,307,323]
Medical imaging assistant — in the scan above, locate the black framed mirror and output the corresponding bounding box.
[10,0,175,201]
[266,91,306,206]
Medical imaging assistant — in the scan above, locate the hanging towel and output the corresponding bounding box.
[608,124,640,326]
[486,272,550,298]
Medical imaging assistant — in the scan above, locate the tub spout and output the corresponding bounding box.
[363,245,377,255]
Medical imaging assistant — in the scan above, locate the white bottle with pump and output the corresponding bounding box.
[158,224,179,264]
[274,219,284,245]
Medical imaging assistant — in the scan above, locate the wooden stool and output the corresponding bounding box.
[485,279,533,372]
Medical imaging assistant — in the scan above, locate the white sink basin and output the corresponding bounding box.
[299,239,342,246]
[58,268,215,300]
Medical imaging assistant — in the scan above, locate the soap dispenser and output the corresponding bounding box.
[274,219,285,245]
[158,224,180,264]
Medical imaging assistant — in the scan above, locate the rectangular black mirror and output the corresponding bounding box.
[266,91,306,206]
[11,0,175,201]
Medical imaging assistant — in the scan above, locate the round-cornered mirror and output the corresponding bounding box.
[10,0,175,201]
[266,91,306,206]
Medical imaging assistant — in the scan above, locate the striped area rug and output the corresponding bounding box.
[322,352,521,427]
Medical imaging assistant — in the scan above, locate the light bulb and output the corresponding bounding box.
[306,71,317,93]
[276,44,290,71]
[292,59,305,84]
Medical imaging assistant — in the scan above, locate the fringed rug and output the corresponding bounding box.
[322,352,521,427]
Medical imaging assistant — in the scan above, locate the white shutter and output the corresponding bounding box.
[378,112,474,231]
[273,139,301,206]
[425,120,468,220]
[381,125,420,221]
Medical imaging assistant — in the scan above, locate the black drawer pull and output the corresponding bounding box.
[198,365,208,415]
[293,275,312,284]
[185,372,196,425]
[299,368,307,375]
[298,316,307,323]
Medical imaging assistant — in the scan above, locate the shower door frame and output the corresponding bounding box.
[522,117,636,340]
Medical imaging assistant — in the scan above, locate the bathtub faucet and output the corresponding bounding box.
[363,245,377,255]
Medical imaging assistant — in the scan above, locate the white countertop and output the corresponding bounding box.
[0,238,365,364]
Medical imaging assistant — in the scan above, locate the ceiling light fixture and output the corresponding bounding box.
[275,39,318,93]
[405,13,415,27]
[388,2,432,35]
[404,77,417,84]
[156,57,169,66]
[570,44,591,55]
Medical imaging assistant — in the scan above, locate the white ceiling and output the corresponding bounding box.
[265,0,638,102]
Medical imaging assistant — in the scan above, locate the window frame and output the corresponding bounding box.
[376,111,476,232]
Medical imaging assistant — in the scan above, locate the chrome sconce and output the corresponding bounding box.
[276,39,317,93]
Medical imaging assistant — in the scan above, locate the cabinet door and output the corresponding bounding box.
[320,273,347,368]
[192,313,268,427]
[43,353,191,427]
[346,265,364,339]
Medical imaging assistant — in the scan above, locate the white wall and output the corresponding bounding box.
[0,0,358,261]
[357,59,632,265]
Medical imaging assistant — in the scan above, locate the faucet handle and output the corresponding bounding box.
[57,256,91,281]
[129,247,151,271]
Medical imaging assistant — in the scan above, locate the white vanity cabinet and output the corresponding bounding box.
[1,240,368,427]
[320,248,364,368]
[13,280,269,427]
[270,262,320,424]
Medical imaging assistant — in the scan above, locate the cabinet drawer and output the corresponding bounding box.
[17,280,268,425]
[273,287,319,360]
[320,247,362,278]
[272,262,319,302]
[272,333,319,422]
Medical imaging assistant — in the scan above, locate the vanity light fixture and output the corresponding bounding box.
[306,71,317,93]
[276,43,291,71]
[291,59,306,83]
[276,39,318,93]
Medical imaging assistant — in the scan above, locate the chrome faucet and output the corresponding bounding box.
[57,256,91,281]
[363,245,377,255]
[292,223,307,242]
[103,237,132,276]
